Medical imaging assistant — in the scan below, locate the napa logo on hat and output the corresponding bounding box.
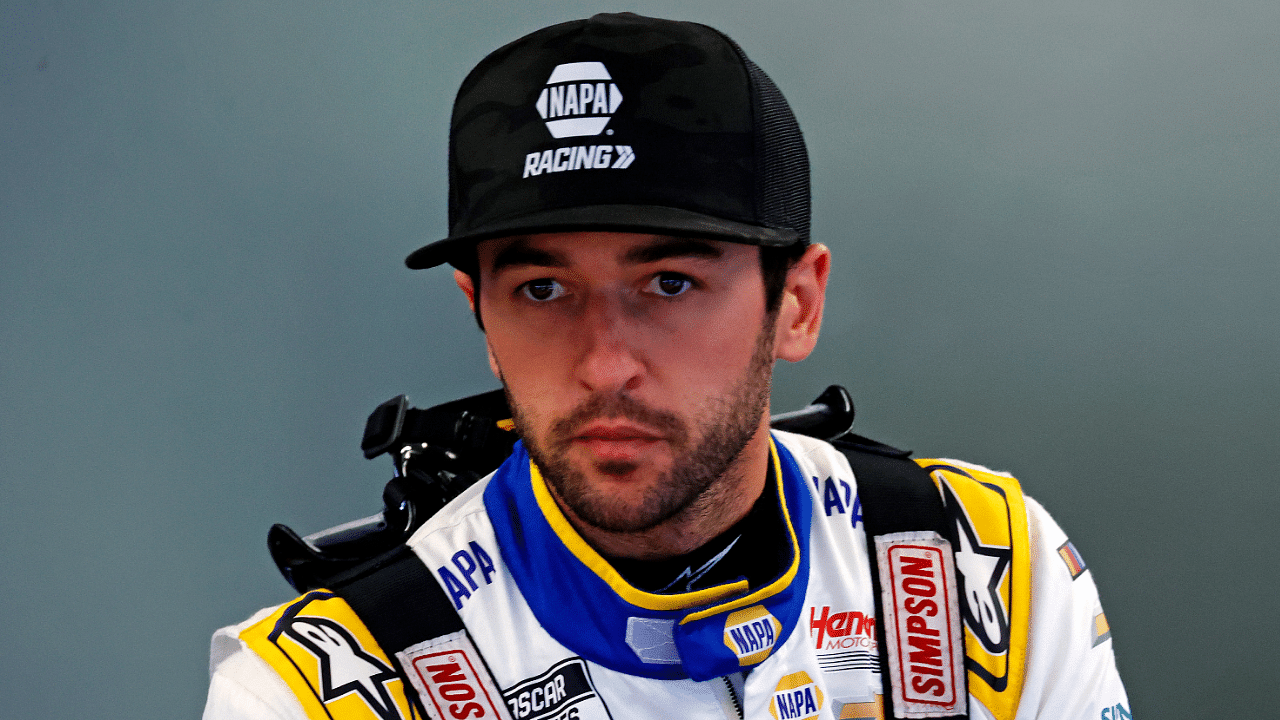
[535,62,624,138]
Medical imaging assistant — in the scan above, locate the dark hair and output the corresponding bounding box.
[460,242,806,331]
[760,243,808,316]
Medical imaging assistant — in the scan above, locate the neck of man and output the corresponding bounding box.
[550,414,774,561]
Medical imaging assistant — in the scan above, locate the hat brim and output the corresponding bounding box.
[404,204,801,269]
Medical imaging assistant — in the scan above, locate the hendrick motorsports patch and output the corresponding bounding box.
[875,531,967,718]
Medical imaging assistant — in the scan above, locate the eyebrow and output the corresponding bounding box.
[489,239,568,273]
[622,237,724,265]
[487,235,725,274]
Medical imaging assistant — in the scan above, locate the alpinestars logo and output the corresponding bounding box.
[658,536,740,593]
[536,62,623,138]
[285,617,402,720]
[941,480,1013,655]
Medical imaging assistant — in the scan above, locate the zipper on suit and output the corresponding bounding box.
[719,673,744,719]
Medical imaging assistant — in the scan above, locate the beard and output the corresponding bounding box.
[507,322,776,534]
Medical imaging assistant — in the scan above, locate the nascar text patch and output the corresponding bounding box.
[502,657,606,720]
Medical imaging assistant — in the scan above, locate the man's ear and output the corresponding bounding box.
[773,243,831,363]
[454,269,501,378]
[454,269,477,313]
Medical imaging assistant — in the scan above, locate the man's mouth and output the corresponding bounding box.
[576,421,664,440]
[570,422,666,461]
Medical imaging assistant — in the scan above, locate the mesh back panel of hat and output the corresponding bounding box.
[719,35,811,244]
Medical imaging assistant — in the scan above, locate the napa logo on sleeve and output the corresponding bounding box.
[722,605,782,666]
[769,671,824,720]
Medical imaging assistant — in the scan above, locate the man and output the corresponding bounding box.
[204,13,1129,720]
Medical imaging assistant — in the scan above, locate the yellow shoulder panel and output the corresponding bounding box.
[239,590,416,720]
[914,460,1032,720]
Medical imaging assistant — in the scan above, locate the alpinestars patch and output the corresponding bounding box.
[240,591,417,720]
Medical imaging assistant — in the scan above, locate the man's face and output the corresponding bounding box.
[466,232,778,535]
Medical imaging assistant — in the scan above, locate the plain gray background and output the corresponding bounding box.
[3,0,1276,717]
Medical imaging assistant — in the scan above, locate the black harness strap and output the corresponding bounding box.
[832,434,968,720]
[326,545,468,718]
[329,545,464,655]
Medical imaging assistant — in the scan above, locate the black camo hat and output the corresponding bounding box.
[405,12,810,270]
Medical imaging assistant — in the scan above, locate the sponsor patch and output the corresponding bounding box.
[1100,703,1131,720]
[398,631,512,720]
[770,671,824,720]
[811,476,863,529]
[1091,611,1112,647]
[722,605,782,666]
[535,62,623,139]
[834,696,884,719]
[1057,540,1087,580]
[922,463,1032,720]
[809,605,876,650]
[522,145,635,177]
[436,541,498,611]
[875,531,967,718]
[239,591,415,720]
[932,469,1021,712]
[284,618,402,719]
[502,658,605,720]
[523,62,636,177]
[809,605,878,674]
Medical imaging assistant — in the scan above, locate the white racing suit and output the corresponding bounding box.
[204,431,1130,720]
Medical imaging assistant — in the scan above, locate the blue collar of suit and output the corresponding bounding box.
[484,435,813,680]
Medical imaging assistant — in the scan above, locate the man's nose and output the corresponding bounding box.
[574,291,645,394]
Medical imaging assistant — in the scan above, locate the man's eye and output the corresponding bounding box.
[648,273,692,297]
[520,278,566,302]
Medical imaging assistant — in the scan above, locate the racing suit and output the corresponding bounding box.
[203,431,1130,720]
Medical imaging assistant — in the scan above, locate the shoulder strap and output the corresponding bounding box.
[832,435,969,720]
[324,546,513,720]
[327,545,464,661]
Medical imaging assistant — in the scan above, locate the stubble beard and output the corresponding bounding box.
[508,323,776,534]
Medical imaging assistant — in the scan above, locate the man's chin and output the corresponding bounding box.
[571,461,669,491]
[544,463,678,531]
[594,459,640,477]
[561,441,672,481]
[561,491,677,535]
